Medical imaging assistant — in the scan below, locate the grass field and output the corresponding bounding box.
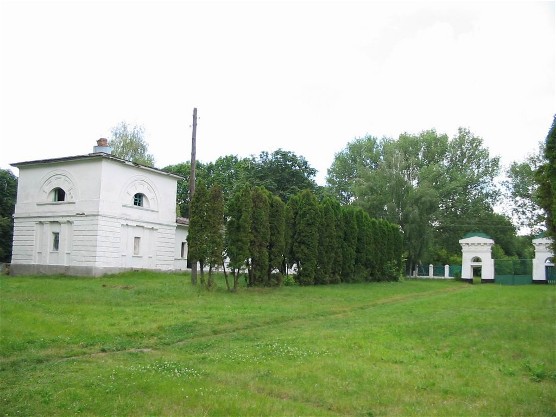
[0,272,554,417]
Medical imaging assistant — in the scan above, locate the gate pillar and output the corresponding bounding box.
[459,234,495,283]
[532,236,554,283]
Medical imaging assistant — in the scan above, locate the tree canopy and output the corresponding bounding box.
[502,146,545,235]
[163,149,319,218]
[110,122,155,167]
[535,115,556,245]
[326,128,502,272]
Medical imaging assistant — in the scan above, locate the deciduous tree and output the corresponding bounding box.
[502,149,545,234]
[328,128,500,271]
[536,115,556,247]
[326,136,381,205]
[110,122,155,166]
[250,149,318,201]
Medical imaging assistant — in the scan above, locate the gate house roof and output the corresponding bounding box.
[462,231,493,239]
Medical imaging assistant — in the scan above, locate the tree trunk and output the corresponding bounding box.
[222,261,231,291]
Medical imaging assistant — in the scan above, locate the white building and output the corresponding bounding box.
[10,139,189,276]
[459,233,495,283]
[532,236,555,283]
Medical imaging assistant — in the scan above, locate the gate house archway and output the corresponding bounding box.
[532,236,555,283]
[459,233,495,283]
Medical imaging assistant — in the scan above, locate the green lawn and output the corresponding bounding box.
[0,272,554,416]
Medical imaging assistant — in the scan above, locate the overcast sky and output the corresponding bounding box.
[1,0,554,184]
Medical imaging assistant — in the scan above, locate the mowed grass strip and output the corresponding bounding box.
[0,272,554,416]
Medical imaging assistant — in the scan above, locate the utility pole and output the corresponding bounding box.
[189,107,198,285]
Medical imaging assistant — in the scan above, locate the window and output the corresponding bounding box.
[181,242,187,258]
[52,232,60,251]
[133,237,141,255]
[53,187,65,202]
[133,193,144,207]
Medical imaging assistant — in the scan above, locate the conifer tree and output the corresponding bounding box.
[206,184,224,288]
[225,185,252,291]
[285,194,300,273]
[187,181,209,285]
[341,207,358,282]
[354,208,371,281]
[330,199,344,283]
[294,190,319,285]
[317,197,338,284]
[249,187,270,286]
[268,194,286,285]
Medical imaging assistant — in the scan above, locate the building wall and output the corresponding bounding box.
[174,225,189,270]
[11,155,182,276]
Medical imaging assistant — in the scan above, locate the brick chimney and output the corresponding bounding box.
[93,138,112,154]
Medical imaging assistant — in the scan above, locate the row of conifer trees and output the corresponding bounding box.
[187,183,403,290]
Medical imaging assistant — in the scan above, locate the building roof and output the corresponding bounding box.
[11,152,184,180]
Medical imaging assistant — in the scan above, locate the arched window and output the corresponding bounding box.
[52,187,65,202]
[122,178,157,211]
[471,256,482,263]
[133,193,144,207]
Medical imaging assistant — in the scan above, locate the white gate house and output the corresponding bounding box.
[532,236,555,283]
[459,233,554,284]
[459,233,495,283]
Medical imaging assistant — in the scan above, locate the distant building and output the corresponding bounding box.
[459,232,495,283]
[532,235,554,283]
[10,139,189,276]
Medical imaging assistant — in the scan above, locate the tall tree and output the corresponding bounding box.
[163,161,208,218]
[353,207,372,281]
[340,207,358,282]
[250,149,318,201]
[0,169,17,263]
[249,187,270,286]
[330,199,344,283]
[285,193,300,274]
[326,136,381,205]
[536,115,556,247]
[317,197,339,284]
[329,128,500,271]
[204,155,252,202]
[268,194,286,285]
[502,148,545,235]
[110,122,155,166]
[187,181,209,285]
[225,185,253,291]
[293,190,320,285]
[205,184,225,289]
[163,150,313,216]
